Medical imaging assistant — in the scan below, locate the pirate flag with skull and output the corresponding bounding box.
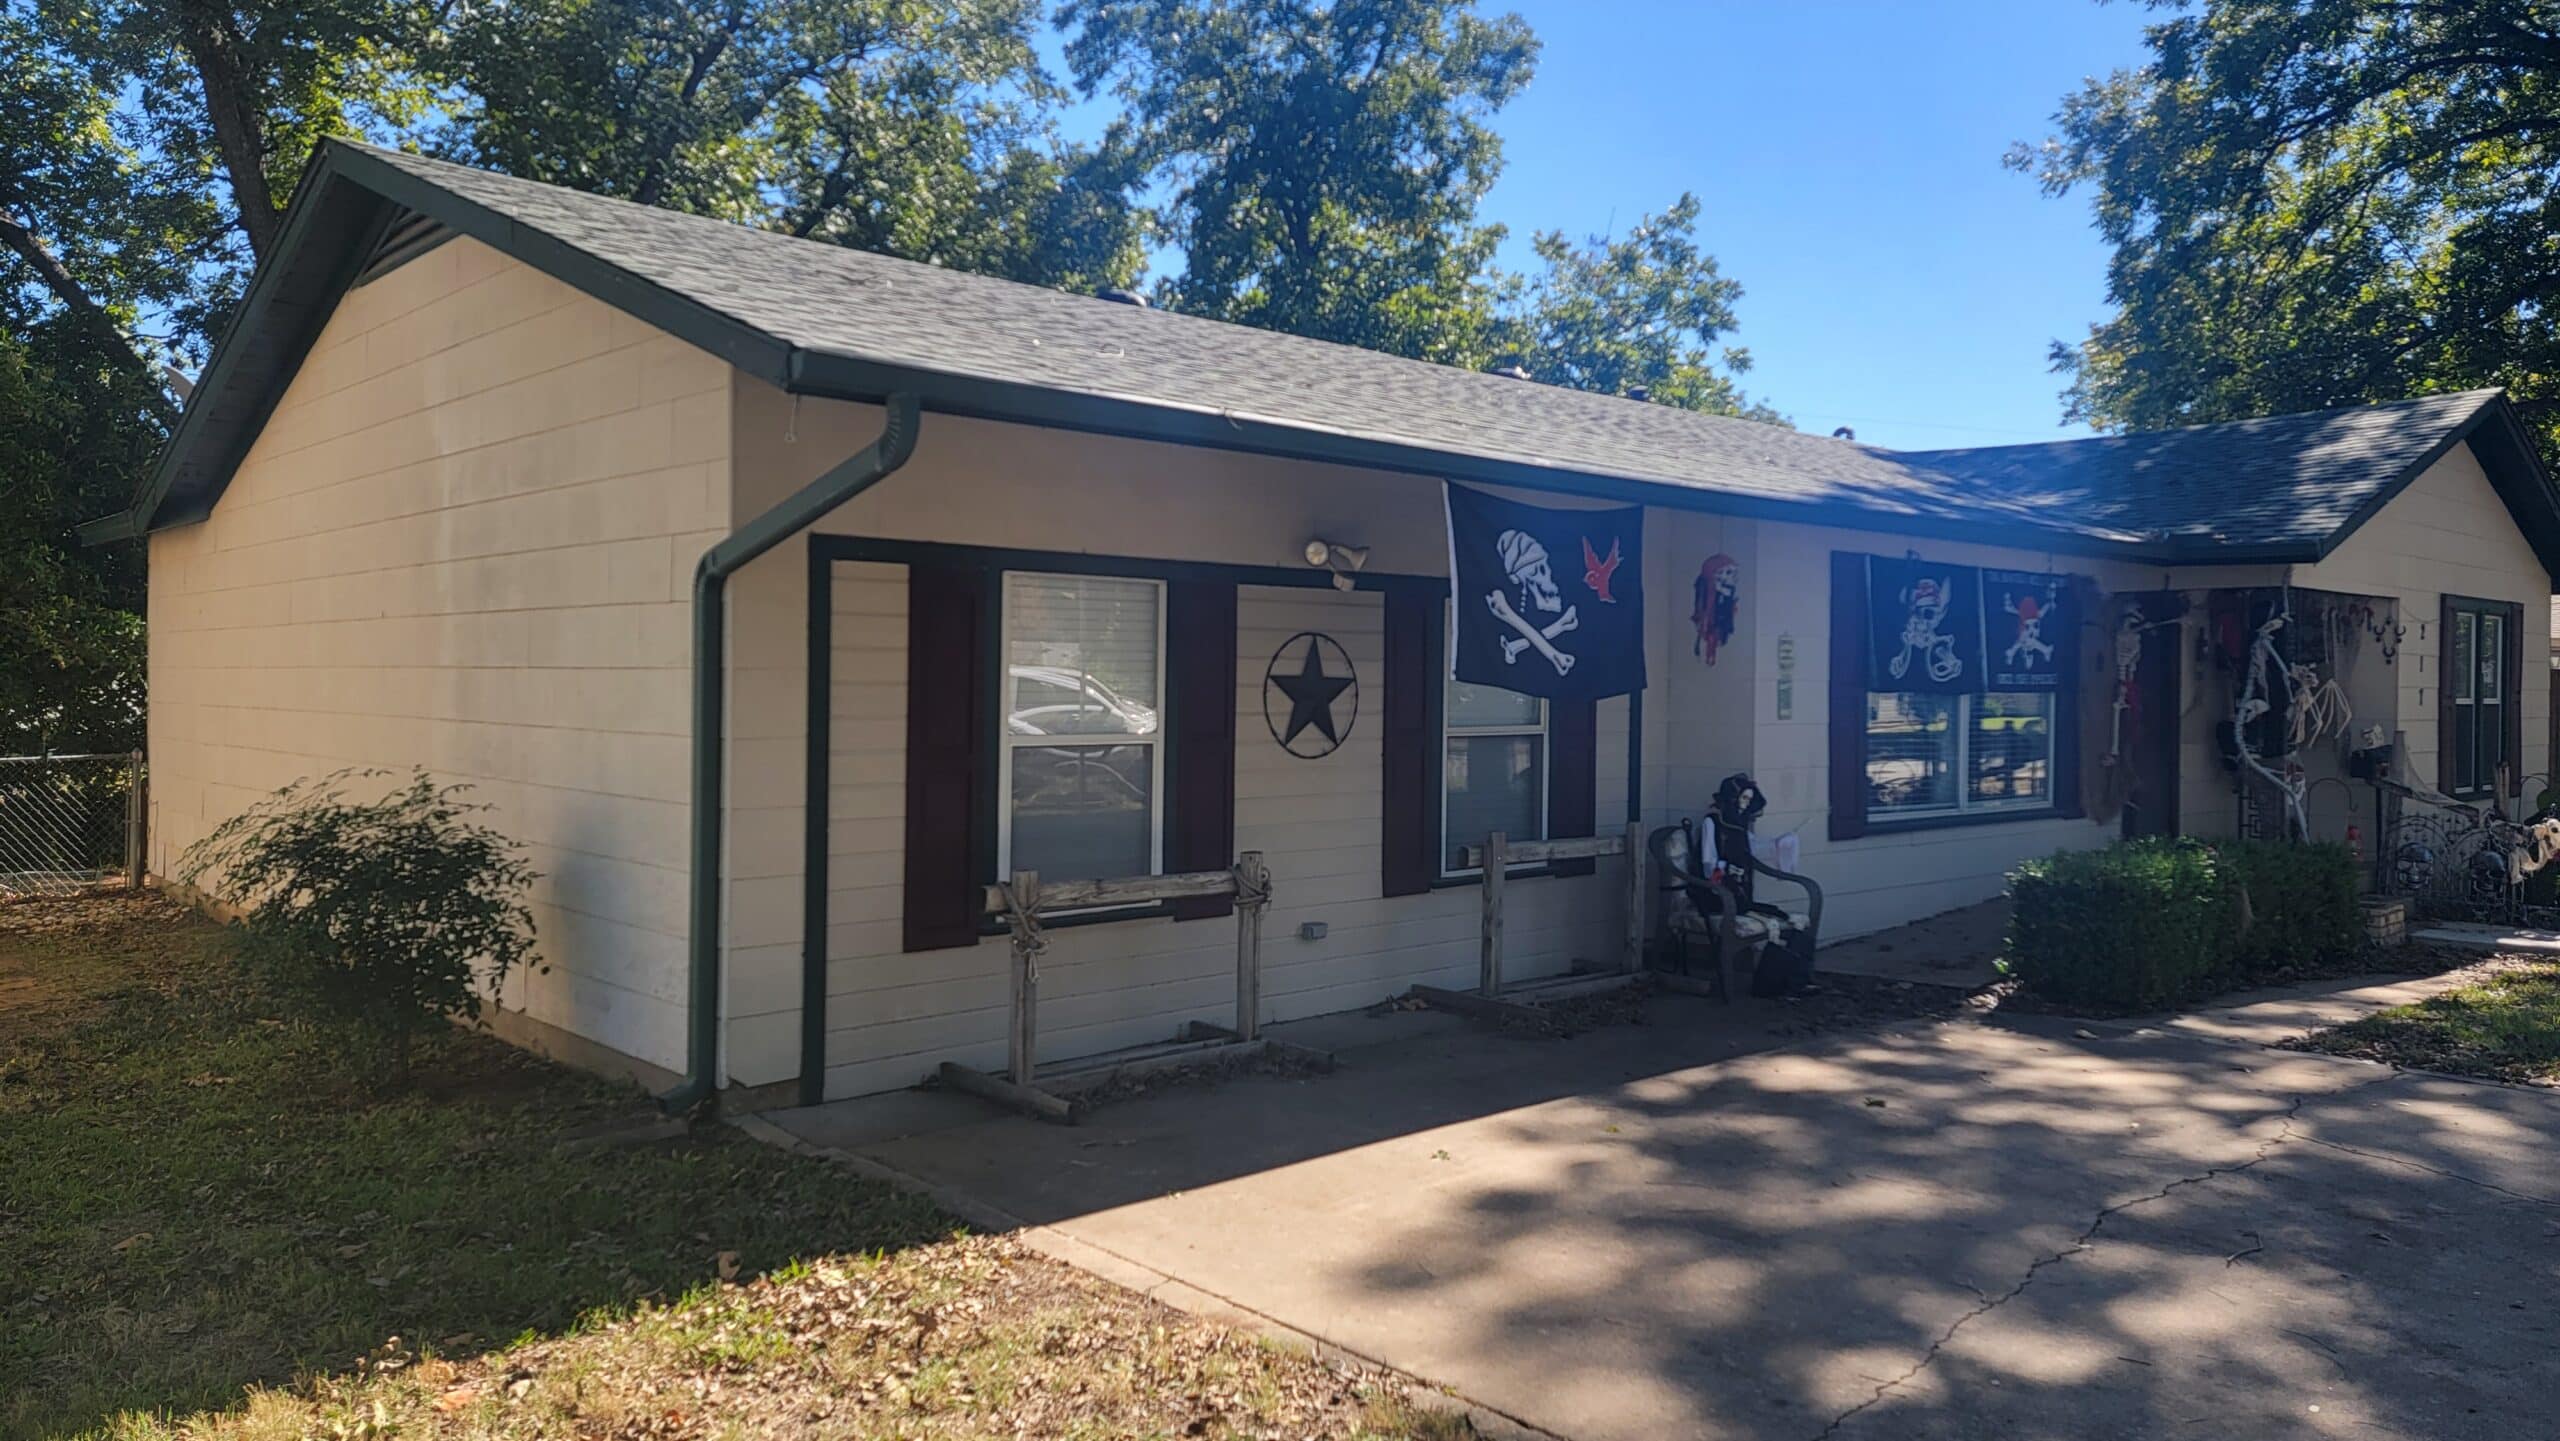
[1445,484,1647,700]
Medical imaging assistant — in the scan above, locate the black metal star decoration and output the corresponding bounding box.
[1269,634,1355,755]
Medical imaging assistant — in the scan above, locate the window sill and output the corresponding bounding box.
[975,900,1173,936]
[1859,806,2063,838]
[1430,864,1560,889]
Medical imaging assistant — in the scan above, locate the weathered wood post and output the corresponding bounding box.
[124,750,145,891]
[1006,869,1040,1086]
[1622,820,1645,974]
[1478,831,1506,997]
[1234,849,1268,1041]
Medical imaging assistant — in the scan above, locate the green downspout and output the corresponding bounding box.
[660,392,922,1115]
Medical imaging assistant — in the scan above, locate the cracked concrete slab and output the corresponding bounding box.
[767,998,2560,1441]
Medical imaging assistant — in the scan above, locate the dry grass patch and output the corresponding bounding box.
[189,1235,1471,1440]
[1,892,1474,1441]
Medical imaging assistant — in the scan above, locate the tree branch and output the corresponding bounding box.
[0,206,180,422]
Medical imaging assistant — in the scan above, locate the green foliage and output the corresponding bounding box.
[2220,839,2360,975]
[2006,835,2366,1010]
[1064,0,1535,364]
[179,770,541,1085]
[435,0,1148,290]
[2015,2,2560,460]
[2006,837,2235,1010]
[1509,194,1784,420]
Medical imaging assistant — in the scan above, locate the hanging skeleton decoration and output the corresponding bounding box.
[1692,552,1739,664]
[1889,573,1963,684]
[2106,606,2145,768]
[1487,528,1579,675]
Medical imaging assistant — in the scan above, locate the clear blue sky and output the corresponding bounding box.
[1045,1,2160,452]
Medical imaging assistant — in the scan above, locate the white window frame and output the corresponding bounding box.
[1440,684,1550,879]
[1864,691,2057,822]
[994,569,1168,884]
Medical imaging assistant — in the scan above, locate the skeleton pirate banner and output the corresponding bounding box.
[1445,485,1646,700]
[1981,568,2070,690]
[1864,556,2072,695]
[1865,556,1984,695]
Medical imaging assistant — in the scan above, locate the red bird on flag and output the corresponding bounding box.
[1581,536,1622,603]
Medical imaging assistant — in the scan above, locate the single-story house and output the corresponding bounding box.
[86,141,2560,1108]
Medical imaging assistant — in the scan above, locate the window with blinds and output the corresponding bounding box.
[998,572,1165,883]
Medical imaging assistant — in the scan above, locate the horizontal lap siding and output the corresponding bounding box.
[146,238,725,1074]
[2290,443,2553,799]
[814,577,1618,1099]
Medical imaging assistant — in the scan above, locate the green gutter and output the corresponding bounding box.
[660,392,921,1115]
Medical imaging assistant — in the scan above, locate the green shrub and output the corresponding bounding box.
[2005,836,2367,1010]
[2221,839,2360,977]
[179,768,540,1086]
[2005,837,2233,1009]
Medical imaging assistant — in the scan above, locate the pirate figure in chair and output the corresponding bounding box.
[1648,774,1825,999]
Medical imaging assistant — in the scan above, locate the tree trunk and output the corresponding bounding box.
[176,10,284,262]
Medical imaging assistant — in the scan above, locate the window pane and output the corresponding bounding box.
[1008,743,1154,881]
[1445,735,1543,868]
[1445,678,1543,729]
[1005,575,1160,736]
[1867,693,1957,814]
[2480,614,2504,702]
[2453,612,2477,704]
[1969,693,2054,806]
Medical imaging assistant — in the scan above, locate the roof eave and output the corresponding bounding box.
[786,349,2146,560]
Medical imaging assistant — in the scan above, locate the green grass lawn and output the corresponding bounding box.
[2293,957,2560,1084]
[0,893,1467,1440]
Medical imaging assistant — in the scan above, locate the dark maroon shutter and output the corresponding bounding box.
[1381,588,1440,897]
[1166,579,1239,919]
[2052,575,2091,820]
[2438,594,2458,796]
[1828,551,1870,841]
[2505,600,2527,802]
[902,562,987,952]
[1548,698,1599,876]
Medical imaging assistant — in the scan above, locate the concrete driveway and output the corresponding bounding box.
[765,991,2560,1440]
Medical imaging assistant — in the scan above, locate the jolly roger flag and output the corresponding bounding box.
[1445,484,1646,700]
[1980,568,2069,690]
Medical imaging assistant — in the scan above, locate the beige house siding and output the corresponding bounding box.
[721,385,1639,1097]
[145,237,729,1073]
[2290,441,2553,798]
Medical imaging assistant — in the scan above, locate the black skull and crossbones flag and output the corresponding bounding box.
[1445,484,1647,701]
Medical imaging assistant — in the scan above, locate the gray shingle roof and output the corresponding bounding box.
[1900,390,2509,552]
[86,141,2560,573]
[345,146,2118,543]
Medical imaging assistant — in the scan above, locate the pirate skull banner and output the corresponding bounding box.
[1863,556,2071,694]
[1864,556,1984,695]
[1445,484,1646,701]
[1980,568,2069,690]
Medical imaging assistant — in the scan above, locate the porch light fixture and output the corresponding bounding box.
[1304,538,1369,592]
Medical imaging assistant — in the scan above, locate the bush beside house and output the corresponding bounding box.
[2004,837,2361,1010]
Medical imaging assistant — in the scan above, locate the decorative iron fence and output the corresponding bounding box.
[2379,773,2560,929]
[0,752,143,899]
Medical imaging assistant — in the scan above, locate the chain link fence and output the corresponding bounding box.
[0,752,144,899]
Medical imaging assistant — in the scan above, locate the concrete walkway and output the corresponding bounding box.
[766,988,2560,1441]
[1812,899,2007,991]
